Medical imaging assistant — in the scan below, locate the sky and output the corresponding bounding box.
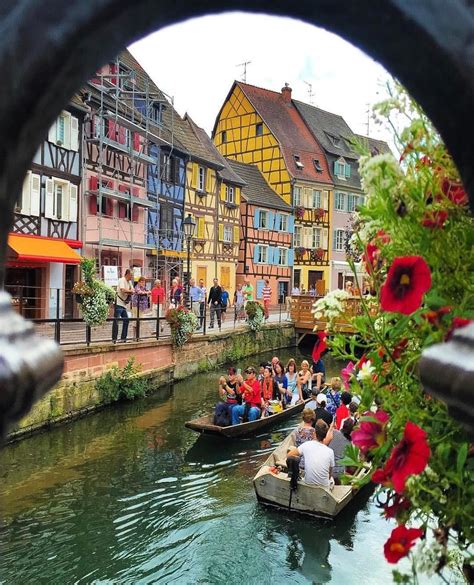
[129,12,392,142]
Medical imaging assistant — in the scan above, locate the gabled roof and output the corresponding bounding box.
[220,81,332,185]
[226,159,292,211]
[185,115,245,185]
[293,101,359,159]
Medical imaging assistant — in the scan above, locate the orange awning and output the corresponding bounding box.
[8,234,81,264]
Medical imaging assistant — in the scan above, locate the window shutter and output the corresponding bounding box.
[132,204,139,222]
[254,209,260,229]
[332,230,337,250]
[334,161,338,175]
[89,195,97,215]
[108,120,116,141]
[253,245,260,263]
[273,247,281,265]
[45,179,54,218]
[273,213,280,231]
[19,172,31,215]
[89,176,98,191]
[220,182,226,201]
[302,227,310,248]
[287,215,294,234]
[322,190,329,210]
[63,111,72,149]
[28,173,40,217]
[60,183,70,221]
[118,203,126,219]
[133,132,140,151]
[267,211,274,229]
[206,170,212,193]
[218,223,224,241]
[234,187,240,206]
[233,226,239,243]
[118,184,128,194]
[267,247,274,265]
[70,116,79,151]
[345,163,351,178]
[69,184,78,222]
[48,120,56,144]
[197,217,205,239]
[132,186,140,197]
[117,126,126,145]
[322,228,329,249]
[191,163,197,189]
[287,249,294,267]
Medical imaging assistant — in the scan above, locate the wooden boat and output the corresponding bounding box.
[185,399,309,438]
[253,432,371,518]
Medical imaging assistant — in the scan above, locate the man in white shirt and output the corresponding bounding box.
[287,420,334,487]
[112,268,134,342]
[291,286,300,296]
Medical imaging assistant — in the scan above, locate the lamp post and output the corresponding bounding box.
[182,213,196,308]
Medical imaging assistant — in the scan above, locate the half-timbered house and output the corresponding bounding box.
[213,81,334,294]
[294,101,391,289]
[182,116,245,291]
[226,159,293,303]
[6,97,83,318]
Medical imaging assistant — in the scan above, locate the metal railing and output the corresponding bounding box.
[5,287,289,347]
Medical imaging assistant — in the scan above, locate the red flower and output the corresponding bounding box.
[392,338,408,360]
[422,306,452,325]
[356,354,368,370]
[352,410,389,454]
[446,317,472,340]
[384,494,411,519]
[384,525,424,563]
[440,178,468,206]
[373,422,431,493]
[422,209,448,228]
[380,256,431,315]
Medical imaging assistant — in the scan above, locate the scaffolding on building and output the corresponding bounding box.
[83,56,184,287]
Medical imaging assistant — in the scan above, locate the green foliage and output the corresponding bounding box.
[95,358,148,404]
[74,257,116,327]
[245,301,264,332]
[324,82,474,581]
[165,305,198,347]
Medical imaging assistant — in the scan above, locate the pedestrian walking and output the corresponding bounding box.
[112,268,134,343]
[208,278,222,330]
[131,276,151,338]
[189,278,204,329]
[262,278,272,320]
[242,276,254,304]
[234,283,245,321]
[170,278,183,307]
[221,285,230,322]
[198,278,207,328]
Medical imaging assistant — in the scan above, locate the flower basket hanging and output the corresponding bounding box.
[73,258,115,327]
[165,305,198,347]
[294,206,305,219]
[294,246,307,259]
[314,207,325,220]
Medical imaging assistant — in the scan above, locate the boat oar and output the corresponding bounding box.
[287,456,299,511]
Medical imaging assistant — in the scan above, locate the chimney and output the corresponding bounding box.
[281,83,292,103]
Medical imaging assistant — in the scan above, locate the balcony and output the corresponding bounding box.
[294,246,329,265]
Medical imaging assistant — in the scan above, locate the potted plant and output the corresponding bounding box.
[165,304,198,347]
[294,246,307,259]
[72,280,92,304]
[314,207,325,220]
[244,300,265,332]
[294,206,305,219]
[74,258,115,327]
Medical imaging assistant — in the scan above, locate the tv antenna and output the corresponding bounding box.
[365,103,371,135]
[304,81,314,105]
[236,61,251,83]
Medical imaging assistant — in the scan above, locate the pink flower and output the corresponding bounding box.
[341,361,355,389]
[352,410,390,454]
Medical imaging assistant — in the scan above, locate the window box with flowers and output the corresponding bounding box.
[294,246,307,259]
[314,207,326,221]
[294,206,305,219]
[310,247,325,262]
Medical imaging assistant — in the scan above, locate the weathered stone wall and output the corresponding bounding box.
[9,323,295,441]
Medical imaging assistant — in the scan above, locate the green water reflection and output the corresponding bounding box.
[0,347,398,584]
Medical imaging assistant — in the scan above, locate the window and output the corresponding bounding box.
[256,123,263,136]
[326,133,341,148]
[150,102,164,125]
[335,192,346,211]
[256,245,268,264]
[279,214,288,232]
[221,130,227,143]
[160,205,174,233]
[312,227,321,248]
[311,190,321,208]
[347,194,358,212]
[293,186,302,207]
[118,202,132,221]
[293,154,304,169]
[97,196,108,215]
[294,225,302,247]
[160,152,173,183]
[55,182,65,219]
[259,210,269,229]
[313,159,323,172]
[279,248,288,266]
[48,110,78,151]
[57,115,66,144]
[198,166,205,191]
[334,229,345,251]
[334,159,351,179]
[223,225,233,243]
[225,185,235,204]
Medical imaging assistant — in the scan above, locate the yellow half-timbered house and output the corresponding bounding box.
[213,81,334,293]
[183,116,245,291]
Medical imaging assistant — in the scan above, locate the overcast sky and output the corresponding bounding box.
[129,12,392,141]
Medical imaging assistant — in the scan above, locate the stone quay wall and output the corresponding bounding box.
[8,323,295,442]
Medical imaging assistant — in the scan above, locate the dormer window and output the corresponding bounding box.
[313,159,323,172]
[326,132,341,148]
[334,158,351,180]
[293,155,304,169]
[149,102,164,125]
[221,130,227,143]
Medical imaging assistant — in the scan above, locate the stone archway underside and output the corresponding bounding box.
[0,0,472,434]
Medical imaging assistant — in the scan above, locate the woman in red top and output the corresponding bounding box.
[231,367,262,424]
[335,391,352,429]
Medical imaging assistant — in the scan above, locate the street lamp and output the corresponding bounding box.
[182,213,196,307]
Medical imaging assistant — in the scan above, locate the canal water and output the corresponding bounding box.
[0,348,398,584]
